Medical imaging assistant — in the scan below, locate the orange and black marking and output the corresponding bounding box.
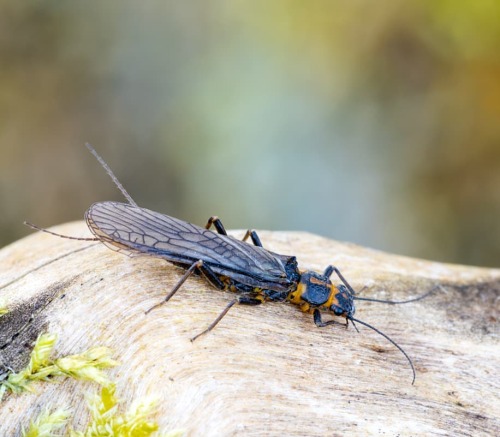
[26,144,434,385]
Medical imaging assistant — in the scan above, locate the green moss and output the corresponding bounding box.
[0,299,8,316]
[0,333,117,399]
[23,386,184,437]
[69,384,184,437]
[5,333,184,436]
[22,408,71,437]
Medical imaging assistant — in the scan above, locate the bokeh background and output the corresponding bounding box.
[1,1,499,267]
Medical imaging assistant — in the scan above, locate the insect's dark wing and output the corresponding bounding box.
[85,201,293,291]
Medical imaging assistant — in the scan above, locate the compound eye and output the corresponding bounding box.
[331,305,344,316]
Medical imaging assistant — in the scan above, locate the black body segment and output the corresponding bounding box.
[298,271,332,306]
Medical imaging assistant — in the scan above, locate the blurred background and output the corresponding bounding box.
[1,1,499,267]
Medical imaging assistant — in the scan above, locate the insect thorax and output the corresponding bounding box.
[286,271,355,317]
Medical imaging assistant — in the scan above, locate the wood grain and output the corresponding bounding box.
[1,222,499,436]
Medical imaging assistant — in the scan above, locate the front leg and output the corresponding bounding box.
[323,266,357,296]
[313,309,348,328]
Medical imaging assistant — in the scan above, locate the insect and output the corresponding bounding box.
[26,144,433,384]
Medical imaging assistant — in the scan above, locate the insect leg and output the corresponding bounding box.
[204,216,227,235]
[325,266,437,304]
[313,309,348,328]
[197,263,226,290]
[205,216,263,247]
[191,295,263,342]
[145,260,227,315]
[242,230,263,247]
[145,260,201,314]
[323,266,357,296]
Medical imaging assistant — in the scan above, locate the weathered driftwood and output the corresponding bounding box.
[0,222,499,436]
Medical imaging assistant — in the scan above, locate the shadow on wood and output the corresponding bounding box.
[1,222,499,435]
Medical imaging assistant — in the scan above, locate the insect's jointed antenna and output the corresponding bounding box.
[353,285,440,305]
[24,221,98,242]
[349,316,417,385]
[85,143,138,207]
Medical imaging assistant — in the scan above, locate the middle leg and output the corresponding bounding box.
[205,216,264,247]
[191,295,263,342]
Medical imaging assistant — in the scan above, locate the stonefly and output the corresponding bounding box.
[26,144,433,384]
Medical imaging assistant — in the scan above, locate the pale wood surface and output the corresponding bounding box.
[0,222,499,436]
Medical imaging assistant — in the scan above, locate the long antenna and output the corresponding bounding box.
[24,221,98,241]
[353,286,439,305]
[85,143,138,207]
[349,316,416,385]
